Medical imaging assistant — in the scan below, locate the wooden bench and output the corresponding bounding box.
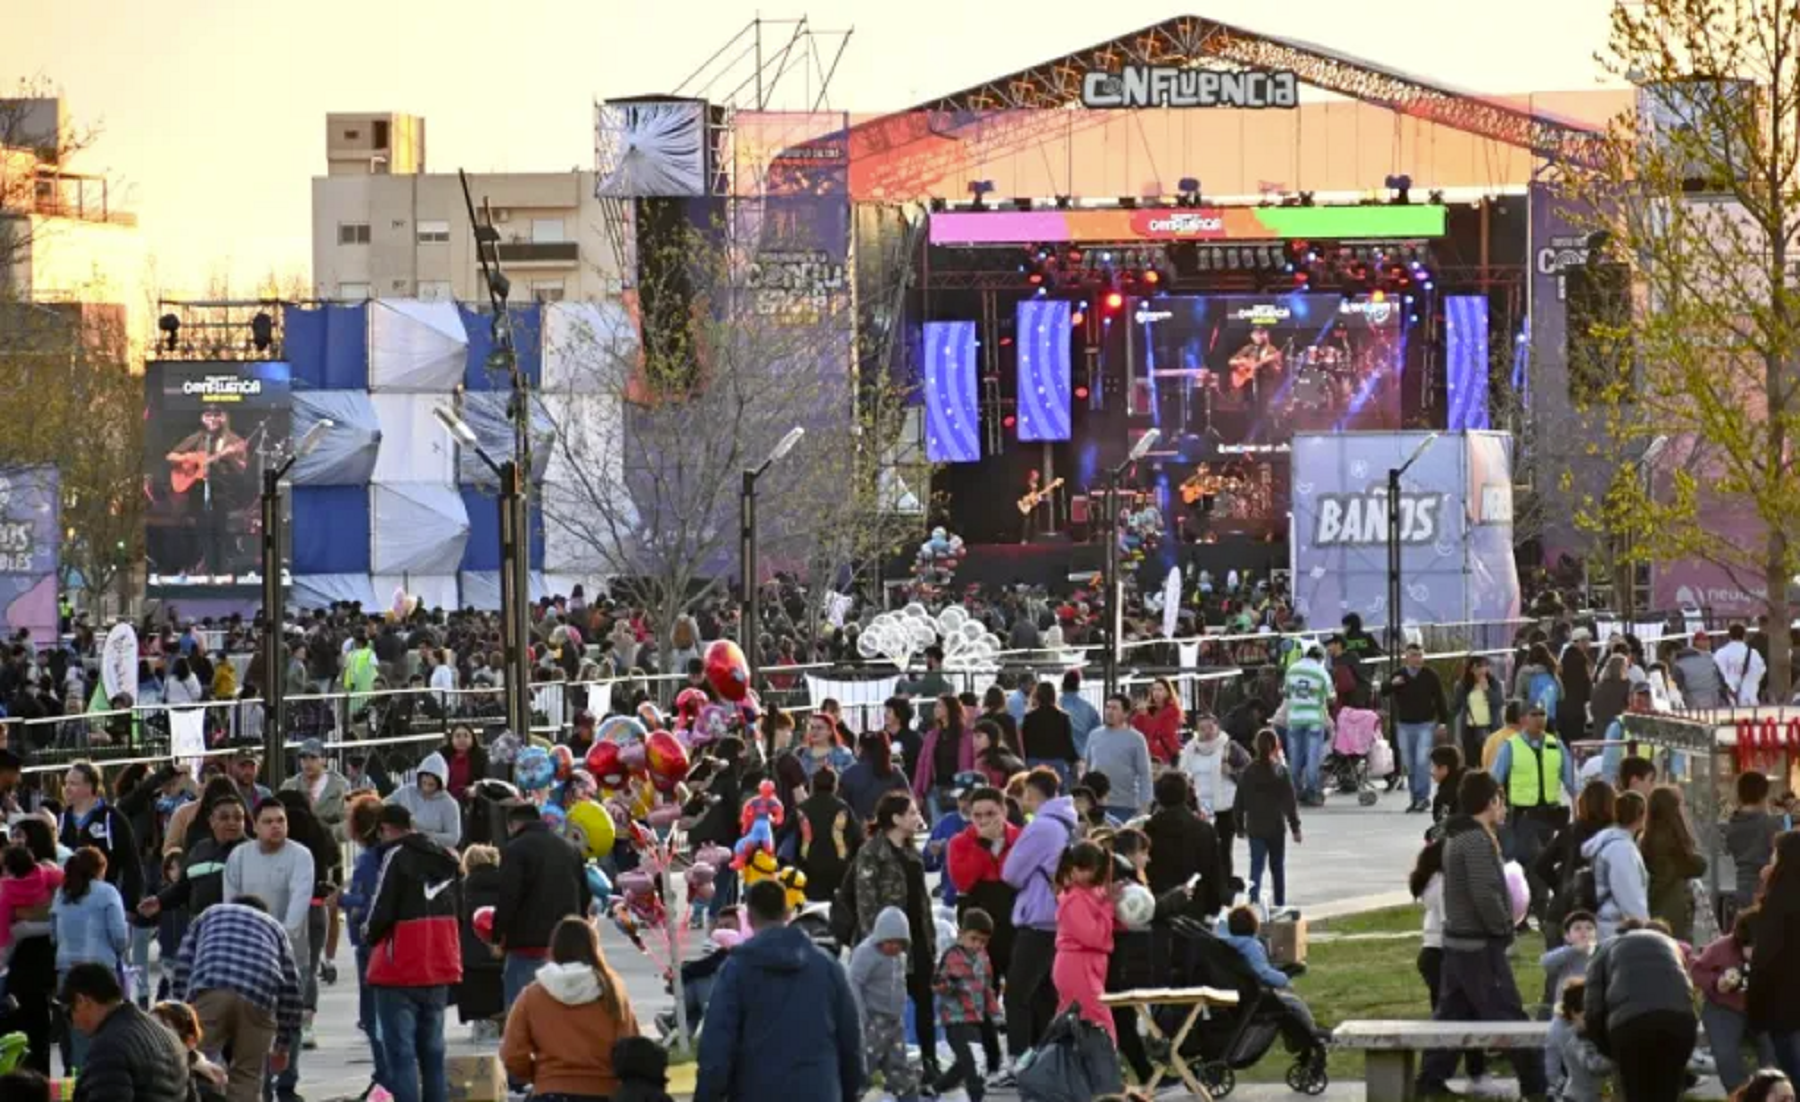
[1101,987,1242,1102]
[1332,1020,1551,1102]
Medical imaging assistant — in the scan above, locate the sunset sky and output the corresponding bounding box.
[4,0,1621,295]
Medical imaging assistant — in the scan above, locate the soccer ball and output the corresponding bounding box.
[1115,883,1156,930]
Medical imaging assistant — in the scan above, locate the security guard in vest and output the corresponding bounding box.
[1490,703,1576,919]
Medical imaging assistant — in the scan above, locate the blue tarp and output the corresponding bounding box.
[458,487,545,572]
[292,485,371,574]
[284,304,369,390]
[461,303,542,391]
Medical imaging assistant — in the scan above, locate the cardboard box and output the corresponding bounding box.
[1266,917,1309,967]
[445,1054,507,1102]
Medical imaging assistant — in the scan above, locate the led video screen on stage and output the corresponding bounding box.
[1130,293,1404,445]
[144,361,292,594]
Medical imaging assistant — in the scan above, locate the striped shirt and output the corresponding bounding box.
[170,903,304,1037]
[1282,659,1334,729]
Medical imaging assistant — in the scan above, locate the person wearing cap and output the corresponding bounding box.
[1491,704,1577,919]
[279,739,348,844]
[228,751,271,810]
[1599,682,1656,786]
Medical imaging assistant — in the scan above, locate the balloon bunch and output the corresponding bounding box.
[858,602,1003,673]
[582,717,691,828]
[912,526,966,596]
[387,586,419,623]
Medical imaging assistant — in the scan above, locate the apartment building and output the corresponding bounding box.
[311,111,619,304]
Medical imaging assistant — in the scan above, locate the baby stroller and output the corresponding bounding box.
[1154,916,1329,1097]
[1321,706,1385,807]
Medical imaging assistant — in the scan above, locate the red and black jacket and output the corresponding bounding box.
[364,832,463,988]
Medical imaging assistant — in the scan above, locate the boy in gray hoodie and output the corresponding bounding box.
[384,752,462,851]
[849,906,918,1102]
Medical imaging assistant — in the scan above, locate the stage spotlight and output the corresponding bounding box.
[1383,173,1414,205]
[158,313,180,352]
[1014,197,1034,211]
[968,179,995,210]
[1117,196,1137,209]
[1003,414,1017,428]
[1071,311,1086,327]
[251,311,274,353]
[1074,385,1090,400]
[1056,195,1073,209]
[1299,191,1315,206]
[1371,289,1387,303]
[1105,291,1124,311]
[1144,270,1160,286]
[1027,272,1043,285]
[930,197,947,212]
[1428,189,1445,204]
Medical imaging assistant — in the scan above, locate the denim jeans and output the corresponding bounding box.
[1701,1000,1776,1092]
[1025,758,1070,787]
[1771,1030,1800,1081]
[357,946,388,1091]
[129,926,154,1008]
[1248,834,1287,908]
[1397,722,1437,803]
[1288,725,1324,800]
[372,984,449,1102]
[502,951,542,1014]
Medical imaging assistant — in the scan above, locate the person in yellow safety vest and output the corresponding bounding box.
[1489,703,1577,924]
[342,631,377,717]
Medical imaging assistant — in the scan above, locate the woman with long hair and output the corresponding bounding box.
[796,712,855,781]
[840,731,910,823]
[1132,677,1185,765]
[1538,780,1619,947]
[1556,638,1594,740]
[1640,785,1708,942]
[1749,831,1800,1078]
[1514,642,1564,731]
[980,686,1021,757]
[914,694,975,823]
[1232,729,1303,909]
[500,916,641,1097]
[50,846,128,1069]
[850,791,938,1081]
[165,658,203,706]
[1589,654,1634,752]
[1020,681,1079,784]
[1450,657,1500,776]
[339,792,391,1099]
[438,723,489,805]
[970,720,1024,788]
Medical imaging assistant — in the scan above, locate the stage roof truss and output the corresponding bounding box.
[831,15,1604,199]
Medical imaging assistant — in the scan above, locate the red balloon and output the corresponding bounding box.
[550,744,574,782]
[473,906,496,944]
[644,729,690,789]
[585,740,627,790]
[705,639,750,702]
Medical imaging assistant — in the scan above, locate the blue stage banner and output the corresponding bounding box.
[1016,299,1072,441]
[0,466,58,645]
[924,321,980,463]
[1444,295,1491,431]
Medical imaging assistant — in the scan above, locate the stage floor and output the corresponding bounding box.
[948,537,1289,593]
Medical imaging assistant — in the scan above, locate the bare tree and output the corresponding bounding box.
[537,210,924,666]
[1562,0,1800,697]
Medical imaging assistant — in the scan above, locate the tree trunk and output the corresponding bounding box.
[1769,528,1792,702]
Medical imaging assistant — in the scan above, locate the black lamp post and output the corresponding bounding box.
[742,426,805,758]
[1104,427,1160,700]
[1385,431,1438,738]
[259,418,334,787]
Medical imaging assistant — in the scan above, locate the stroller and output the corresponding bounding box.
[1154,916,1330,1097]
[1321,706,1385,807]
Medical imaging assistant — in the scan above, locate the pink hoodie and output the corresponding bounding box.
[0,864,63,951]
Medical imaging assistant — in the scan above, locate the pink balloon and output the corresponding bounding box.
[1503,861,1530,925]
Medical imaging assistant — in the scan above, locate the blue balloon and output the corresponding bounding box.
[515,746,555,792]
[585,862,613,904]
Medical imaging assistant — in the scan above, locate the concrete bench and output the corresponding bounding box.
[1332,1020,1550,1102]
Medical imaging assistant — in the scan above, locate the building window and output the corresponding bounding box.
[338,282,372,301]
[532,281,565,303]
[417,280,452,302]
[344,128,361,140]
[338,222,371,245]
[373,119,390,149]
[531,218,566,243]
[416,220,451,245]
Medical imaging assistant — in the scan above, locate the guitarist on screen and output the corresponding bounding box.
[1227,326,1284,407]
[166,404,248,576]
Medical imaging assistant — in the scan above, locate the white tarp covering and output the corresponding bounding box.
[291,573,378,610]
[540,393,622,490]
[459,570,576,611]
[542,300,636,393]
[372,573,460,614]
[594,99,707,198]
[371,393,457,484]
[540,478,634,573]
[371,484,470,575]
[456,393,556,486]
[291,391,381,485]
[369,300,467,392]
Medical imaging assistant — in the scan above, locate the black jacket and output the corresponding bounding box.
[1749,891,1800,1033]
[1438,815,1511,950]
[365,832,463,988]
[1020,709,1078,763]
[456,863,505,1021]
[494,820,589,952]
[795,792,859,903]
[1381,667,1449,726]
[60,801,145,910]
[73,1001,191,1102]
[1232,760,1300,842]
[157,835,245,920]
[1143,804,1225,918]
[1583,929,1695,1053]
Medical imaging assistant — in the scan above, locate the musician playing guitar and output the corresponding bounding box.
[1017,470,1064,544]
[1227,326,1284,402]
[165,405,248,576]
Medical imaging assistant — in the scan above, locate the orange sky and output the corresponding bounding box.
[3,0,1621,295]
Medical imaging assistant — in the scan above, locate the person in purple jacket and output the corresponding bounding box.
[995,768,1077,1083]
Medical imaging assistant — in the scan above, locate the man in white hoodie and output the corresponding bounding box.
[385,753,462,851]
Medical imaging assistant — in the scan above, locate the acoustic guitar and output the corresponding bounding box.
[169,439,247,494]
[1017,477,1064,515]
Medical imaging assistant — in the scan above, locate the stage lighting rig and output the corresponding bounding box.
[158,313,180,353]
[1176,177,1202,208]
[967,179,995,210]
[1384,174,1414,205]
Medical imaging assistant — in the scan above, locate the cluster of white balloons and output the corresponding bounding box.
[856,602,1005,673]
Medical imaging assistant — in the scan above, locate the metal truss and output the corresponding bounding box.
[828,15,1604,199]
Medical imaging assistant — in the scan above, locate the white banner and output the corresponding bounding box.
[101,623,138,703]
[169,708,207,772]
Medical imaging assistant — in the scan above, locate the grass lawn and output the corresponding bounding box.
[1232,905,1547,1085]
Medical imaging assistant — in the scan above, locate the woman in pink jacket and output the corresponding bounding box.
[1052,840,1119,1041]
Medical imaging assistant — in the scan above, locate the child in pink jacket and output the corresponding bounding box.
[1052,840,1118,1041]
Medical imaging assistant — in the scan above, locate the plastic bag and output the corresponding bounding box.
[1367,736,1395,778]
[1017,1008,1124,1102]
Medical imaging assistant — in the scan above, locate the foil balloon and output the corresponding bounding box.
[704,639,750,702]
[619,741,649,775]
[737,687,762,727]
[585,740,626,790]
[596,715,648,745]
[565,799,616,860]
[674,688,709,729]
[646,803,681,829]
[695,703,734,747]
[644,730,690,792]
[549,744,574,783]
[585,862,613,905]
[564,768,598,804]
[685,861,718,903]
[540,802,567,832]
[637,701,666,732]
[695,844,733,872]
[472,906,496,944]
[514,746,554,792]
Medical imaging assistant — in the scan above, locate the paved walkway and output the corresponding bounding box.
[281,789,1442,1100]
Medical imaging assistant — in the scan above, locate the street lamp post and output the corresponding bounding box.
[1621,435,1669,622]
[1104,428,1160,700]
[742,426,804,758]
[259,419,334,786]
[1386,432,1439,739]
[435,407,533,740]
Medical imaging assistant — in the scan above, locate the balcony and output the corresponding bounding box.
[495,241,579,265]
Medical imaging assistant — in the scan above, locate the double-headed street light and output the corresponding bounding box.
[435,406,533,740]
[1385,431,1439,737]
[1104,427,1160,698]
[261,419,334,785]
[743,426,804,755]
